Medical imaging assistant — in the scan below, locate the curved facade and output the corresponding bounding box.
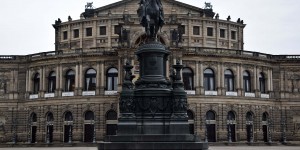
[0,0,300,144]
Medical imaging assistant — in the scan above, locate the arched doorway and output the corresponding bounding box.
[262,112,269,142]
[246,112,254,142]
[63,111,73,143]
[84,111,95,142]
[187,110,194,134]
[46,112,54,143]
[106,110,118,135]
[29,113,37,143]
[227,111,236,142]
[206,110,216,142]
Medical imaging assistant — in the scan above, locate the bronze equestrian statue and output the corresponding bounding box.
[137,0,165,40]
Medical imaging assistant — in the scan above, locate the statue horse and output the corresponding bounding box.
[138,0,165,40]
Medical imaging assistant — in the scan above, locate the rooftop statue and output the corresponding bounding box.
[137,0,165,40]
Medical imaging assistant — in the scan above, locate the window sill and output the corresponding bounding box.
[261,93,270,99]
[82,91,96,96]
[226,91,237,96]
[62,92,74,97]
[185,90,195,95]
[45,93,55,98]
[245,92,255,97]
[105,91,118,95]
[29,94,39,99]
[205,91,217,96]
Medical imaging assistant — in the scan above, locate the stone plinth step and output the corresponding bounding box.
[98,142,208,150]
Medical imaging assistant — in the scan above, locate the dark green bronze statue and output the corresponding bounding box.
[137,0,165,40]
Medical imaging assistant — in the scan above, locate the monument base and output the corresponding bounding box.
[100,134,208,150]
[98,142,208,150]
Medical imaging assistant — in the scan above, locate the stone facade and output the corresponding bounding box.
[0,0,299,144]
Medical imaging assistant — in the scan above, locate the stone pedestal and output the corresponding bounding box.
[100,42,208,150]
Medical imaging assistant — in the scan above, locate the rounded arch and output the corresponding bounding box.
[84,110,94,120]
[187,109,195,120]
[106,109,118,120]
[227,111,236,120]
[183,67,194,90]
[46,112,54,122]
[206,110,216,120]
[262,112,269,121]
[85,68,97,75]
[246,111,254,121]
[64,111,73,121]
[30,112,37,122]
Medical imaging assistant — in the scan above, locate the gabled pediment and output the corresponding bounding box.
[83,0,214,17]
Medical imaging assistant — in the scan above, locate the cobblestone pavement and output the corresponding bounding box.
[209,146,300,150]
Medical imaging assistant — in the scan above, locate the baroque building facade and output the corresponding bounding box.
[0,0,300,144]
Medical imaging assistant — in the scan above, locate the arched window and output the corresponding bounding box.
[106,110,118,135]
[107,68,118,91]
[246,112,254,121]
[187,110,195,134]
[85,111,94,120]
[33,73,40,94]
[183,68,194,90]
[47,112,54,122]
[262,112,268,121]
[31,113,37,122]
[206,110,216,142]
[227,111,236,120]
[224,69,234,91]
[204,68,215,91]
[85,69,96,91]
[48,71,56,93]
[65,70,75,92]
[259,73,266,93]
[65,111,73,121]
[206,110,216,120]
[64,111,73,143]
[84,110,95,142]
[243,71,251,92]
[29,113,37,143]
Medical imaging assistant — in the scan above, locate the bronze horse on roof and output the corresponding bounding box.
[137,0,165,40]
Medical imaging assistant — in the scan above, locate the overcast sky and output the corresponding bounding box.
[1,0,299,55]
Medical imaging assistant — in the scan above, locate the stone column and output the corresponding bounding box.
[254,66,258,97]
[100,62,105,95]
[217,63,221,95]
[59,65,63,96]
[39,68,43,97]
[239,64,243,96]
[56,65,60,96]
[267,69,271,92]
[93,20,97,47]
[42,67,46,97]
[199,62,204,95]
[220,63,224,95]
[96,62,100,95]
[202,21,206,47]
[195,62,200,94]
[78,63,83,95]
[80,23,83,48]
[75,64,79,95]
